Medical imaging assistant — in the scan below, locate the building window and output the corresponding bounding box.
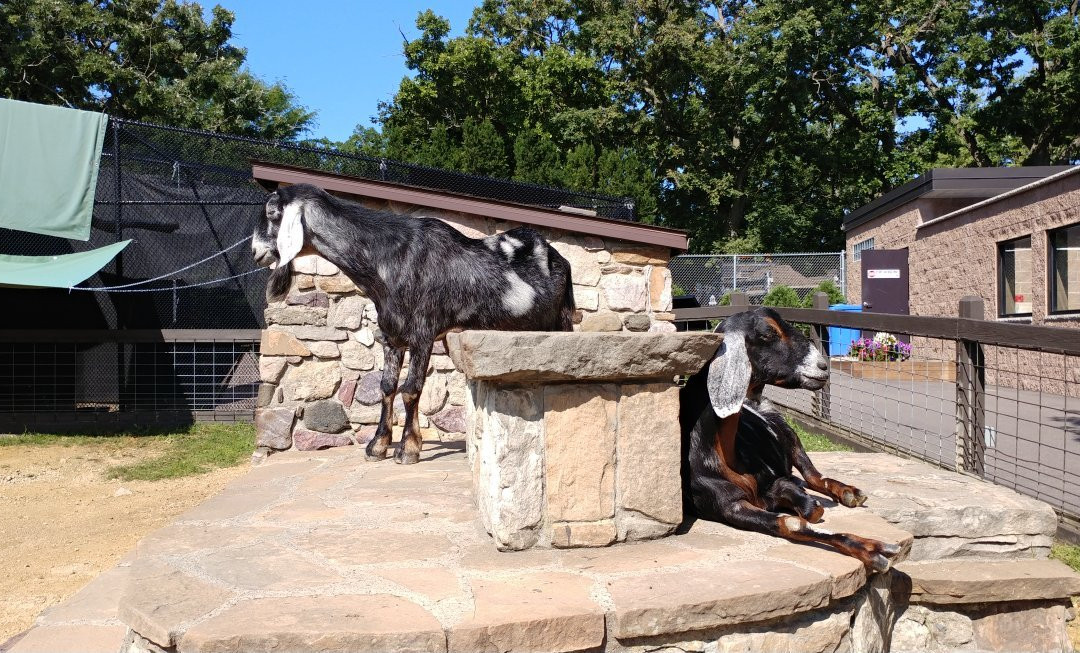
[853,237,875,262]
[998,236,1032,317]
[1051,223,1080,314]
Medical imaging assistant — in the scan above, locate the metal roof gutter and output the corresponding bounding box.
[251,161,690,251]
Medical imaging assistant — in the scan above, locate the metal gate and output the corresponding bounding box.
[669,252,846,306]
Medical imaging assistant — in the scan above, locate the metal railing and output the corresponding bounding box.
[674,293,1080,529]
[669,252,845,306]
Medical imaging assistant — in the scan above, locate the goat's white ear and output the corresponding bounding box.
[707,331,751,418]
[275,201,305,267]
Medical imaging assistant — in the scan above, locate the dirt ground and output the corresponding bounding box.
[0,442,247,642]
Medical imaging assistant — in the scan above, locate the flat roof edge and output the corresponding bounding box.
[917,165,1080,231]
[251,161,689,251]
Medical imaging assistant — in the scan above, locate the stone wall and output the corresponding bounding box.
[255,199,677,453]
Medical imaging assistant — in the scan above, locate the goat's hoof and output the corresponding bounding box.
[364,446,389,461]
[394,450,421,465]
[840,489,868,508]
[879,541,902,558]
[808,502,825,522]
[868,553,892,573]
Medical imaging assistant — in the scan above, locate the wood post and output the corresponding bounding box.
[810,292,832,421]
[955,296,986,475]
[729,291,749,307]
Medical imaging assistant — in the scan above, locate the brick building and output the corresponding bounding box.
[844,166,1080,324]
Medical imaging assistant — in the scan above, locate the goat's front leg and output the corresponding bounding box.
[708,492,900,572]
[365,343,404,461]
[790,446,867,508]
[393,343,432,465]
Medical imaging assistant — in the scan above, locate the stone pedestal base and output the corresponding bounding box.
[446,330,721,550]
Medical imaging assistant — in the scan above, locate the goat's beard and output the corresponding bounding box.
[266,262,293,302]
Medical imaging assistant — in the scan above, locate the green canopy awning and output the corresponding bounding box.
[0,98,108,241]
[0,240,131,288]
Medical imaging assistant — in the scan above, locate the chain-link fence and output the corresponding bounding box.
[669,253,846,307]
[1,116,634,431]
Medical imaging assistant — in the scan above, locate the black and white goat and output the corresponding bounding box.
[252,183,574,464]
[680,307,903,570]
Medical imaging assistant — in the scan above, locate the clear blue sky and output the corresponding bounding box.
[215,1,478,143]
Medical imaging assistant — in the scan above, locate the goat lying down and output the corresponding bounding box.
[252,183,574,464]
[680,308,903,570]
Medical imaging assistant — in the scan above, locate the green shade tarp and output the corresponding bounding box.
[0,240,130,288]
[0,98,108,241]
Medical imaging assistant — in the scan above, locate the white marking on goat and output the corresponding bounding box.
[782,516,804,532]
[533,241,550,276]
[377,263,392,283]
[484,236,500,251]
[502,271,536,316]
[795,347,828,382]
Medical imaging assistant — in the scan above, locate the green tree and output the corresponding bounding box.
[457,117,510,178]
[513,127,563,186]
[0,0,314,139]
[762,285,802,308]
[370,1,1080,252]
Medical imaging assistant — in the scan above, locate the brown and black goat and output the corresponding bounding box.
[680,307,903,571]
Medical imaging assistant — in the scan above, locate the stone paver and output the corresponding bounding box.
[895,559,1080,604]
[606,560,834,638]
[119,559,235,647]
[448,572,604,653]
[446,331,722,383]
[19,447,1078,653]
[5,625,127,653]
[811,447,1058,560]
[179,595,446,653]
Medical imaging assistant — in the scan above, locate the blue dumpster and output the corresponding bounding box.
[827,304,862,356]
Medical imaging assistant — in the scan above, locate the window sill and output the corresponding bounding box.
[1045,314,1080,322]
[996,316,1032,323]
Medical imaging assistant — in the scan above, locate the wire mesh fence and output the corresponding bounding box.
[669,253,846,307]
[2,116,635,429]
[674,299,1080,528]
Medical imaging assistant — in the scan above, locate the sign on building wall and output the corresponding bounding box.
[867,269,901,279]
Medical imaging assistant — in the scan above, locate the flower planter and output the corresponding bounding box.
[832,359,956,383]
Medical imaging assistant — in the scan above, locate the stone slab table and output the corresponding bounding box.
[446,330,722,551]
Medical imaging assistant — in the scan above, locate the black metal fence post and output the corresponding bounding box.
[810,292,832,421]
[955,296,986,474]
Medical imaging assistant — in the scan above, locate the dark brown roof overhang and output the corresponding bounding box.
[251,161,689,251]
[842,166,1074,232]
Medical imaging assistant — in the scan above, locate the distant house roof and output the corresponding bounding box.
[252,161,690,250]
[842,166,1074,232]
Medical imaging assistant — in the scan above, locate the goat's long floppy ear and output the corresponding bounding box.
[706,331,752,418]
[275,201,305,267]
[266,263,292,302]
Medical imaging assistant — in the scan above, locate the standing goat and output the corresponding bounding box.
[252,183,574,464]
[681,307,903,570]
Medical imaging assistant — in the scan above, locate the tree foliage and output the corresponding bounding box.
[0,0,314,139]
[359,0,1079,252]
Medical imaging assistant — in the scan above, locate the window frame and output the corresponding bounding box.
[1049,222,1080,315]
[997,235,1033,318]
[853,237,875,262]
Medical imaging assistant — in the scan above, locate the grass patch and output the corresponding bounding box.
[0,422,255,481]
[787,418,853,452]
[106,422,255,481]
[1052,541,1080,573]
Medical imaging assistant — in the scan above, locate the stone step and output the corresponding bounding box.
[813,453,1058,560]
[893,558,1080,605]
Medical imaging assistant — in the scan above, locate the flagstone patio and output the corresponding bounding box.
[5,445,1079,653]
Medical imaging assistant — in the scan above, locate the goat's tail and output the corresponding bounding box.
[558,268,576,331]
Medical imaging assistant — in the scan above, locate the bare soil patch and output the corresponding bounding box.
[0,441,246,641]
